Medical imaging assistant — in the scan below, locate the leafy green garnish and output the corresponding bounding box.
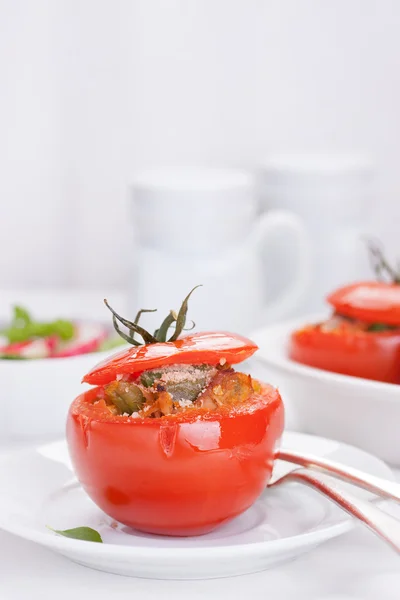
[48,526,103,543]
[13,305,32,327]
[367,323,396,332]
[2,306,75,343]
[50,319,75,340]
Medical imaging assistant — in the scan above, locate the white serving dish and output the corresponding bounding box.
[251,315,400,466]
[0,350,114,440]
[0,289,126,441]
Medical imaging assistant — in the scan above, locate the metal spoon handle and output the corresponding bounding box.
[286,469,400,553]
[279,448,400,503]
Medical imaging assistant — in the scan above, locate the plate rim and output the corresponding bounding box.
[0,431,393,560]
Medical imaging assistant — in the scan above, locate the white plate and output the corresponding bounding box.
[0,432,393,579]
[251,316,400,466]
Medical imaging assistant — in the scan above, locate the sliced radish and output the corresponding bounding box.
[0,340,35,357]
[52,322,108,358]
[0,337,55,359]
[22,337,57,359]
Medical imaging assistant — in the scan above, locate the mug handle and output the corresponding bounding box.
[251,210,311,324]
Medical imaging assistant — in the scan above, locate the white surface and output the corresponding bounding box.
[260,154,374,174]
[0,432,395,582]
[0,290,126,441]
[133,166,253,190]
[251,316,400,465]
[2,1,400,288]
[0,289,126,322]
[0,453,400,599]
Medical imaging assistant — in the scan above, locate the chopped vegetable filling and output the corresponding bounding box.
[313,313,400,334]
[103,363,257,417]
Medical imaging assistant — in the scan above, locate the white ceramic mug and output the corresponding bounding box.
[258,154,374,314]
[129,167,311,333]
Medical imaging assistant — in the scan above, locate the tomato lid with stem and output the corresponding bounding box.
[327,281,400,326]
[83,287,258,386]
[327,241,400,326]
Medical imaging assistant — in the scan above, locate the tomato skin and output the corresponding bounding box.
[328,281,400,326]
[83,331,258,386]
[289,326,400,383]
[67,385,284,536]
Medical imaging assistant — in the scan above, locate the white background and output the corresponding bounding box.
[1,0,400,288]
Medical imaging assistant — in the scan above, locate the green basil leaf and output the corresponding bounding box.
[51,319,75,341]
[13,305,32,326]
[3,325,33,343]
[4,316,75,344]
[48,526,103,543]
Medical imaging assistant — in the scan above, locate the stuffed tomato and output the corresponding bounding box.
[289,243,400,383]
[290,317,400,383]
[67,289,284,536]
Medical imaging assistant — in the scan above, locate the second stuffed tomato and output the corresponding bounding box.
[289,244,400,383]
[67,291,284,537]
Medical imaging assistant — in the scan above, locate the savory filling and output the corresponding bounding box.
[100,362,261,418]
[314,313,399,333]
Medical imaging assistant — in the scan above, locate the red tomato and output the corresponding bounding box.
[328,281,400,326]
[83,331,258,386]
[289,326,400,383]
[67,384,284,536]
